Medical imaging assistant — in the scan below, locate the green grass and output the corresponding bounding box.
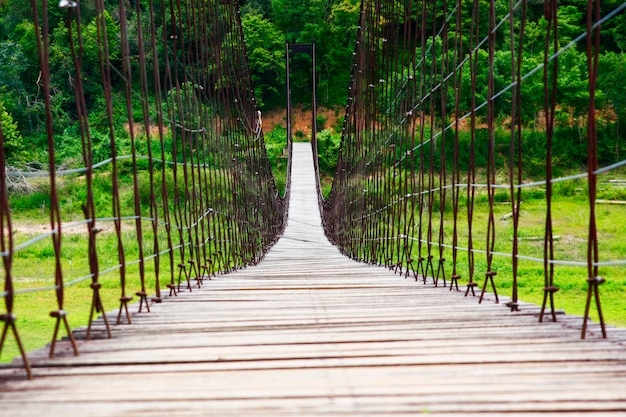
[407,187,626,329]
[0,220,179,364]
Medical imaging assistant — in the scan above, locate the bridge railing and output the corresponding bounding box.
[323,0,626,340]
[0,0,285,379]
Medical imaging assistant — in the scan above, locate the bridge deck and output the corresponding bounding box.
[1,142,626,416]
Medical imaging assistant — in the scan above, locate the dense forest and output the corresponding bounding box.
[0,0,625,173]
[0,0,360,171]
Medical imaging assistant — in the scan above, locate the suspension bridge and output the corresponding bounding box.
[1,141,625,415]
[1,0,626,414]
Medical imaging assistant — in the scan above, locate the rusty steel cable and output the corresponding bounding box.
[507,0,527,312]
[464,0,479,297]
[93,0,131,325]
[582,0,606,339]
[0,124,32,379]
[425,0,437,286]
[117,0,152,317]
[30,0,79,358]
[171,0,192,291]
[449,0,463,292]
[403,2,418,279]
[65,4,111,338]
[479,0,499,304]
[416,0,427,282]
[435,0,450,288]
[134,0,163,303]
[120,0,150,312]
[539,0,559,322]
[147,0,173,300]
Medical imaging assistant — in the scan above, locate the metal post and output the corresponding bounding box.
[312,41,317,146]
[286,42,292,148]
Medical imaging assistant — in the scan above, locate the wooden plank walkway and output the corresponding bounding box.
[1,142,626,416]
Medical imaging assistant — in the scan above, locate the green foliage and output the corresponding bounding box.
[263,125,288,195]
[51,10,121,104]
[316,128,341,176]
[318,0,360,105]
[241,13,286,109]
[0,101,25,164]
[270,0,324,42]
[598,51,626,132]
[0,40,27,94]
[240,0,272,18]
[264,125,287,163]
[0,0,624,170]
[0,4,125,165]
[0,21,45,137]
[316,114,327,132]
[612,10,626,52]
[295,130,306,140]
[8,190,49,212]
[240,0,360,109]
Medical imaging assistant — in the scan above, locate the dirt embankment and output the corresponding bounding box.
[262,106,344,136]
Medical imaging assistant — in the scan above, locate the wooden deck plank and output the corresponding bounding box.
[1,142,626,416]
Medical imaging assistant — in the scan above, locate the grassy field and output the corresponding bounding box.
[0,220,177,364]
[394,176,626,327]
[427,191,626,328]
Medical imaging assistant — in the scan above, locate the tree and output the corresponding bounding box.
[321,0,360,105]
[50,11,121,109]
[0,40,29,128]
[0,101,25,164]
[598,51,626,141]
[610,6,626,52]
[270,0,326,43]
[240,0,272,18]
[241,12,286,109]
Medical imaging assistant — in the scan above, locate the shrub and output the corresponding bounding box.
[0,101,25,164]
[316,128,341,176]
